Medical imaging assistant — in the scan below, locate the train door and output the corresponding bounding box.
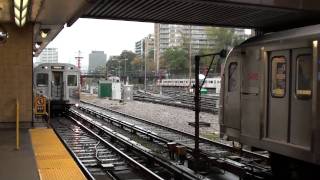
[223,59,241,137]
[267,50,290,141]
[290,48,312,148]
[267,48,312,148]
[51,71,63,100]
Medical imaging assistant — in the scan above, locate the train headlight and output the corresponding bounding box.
[75,103,79,107]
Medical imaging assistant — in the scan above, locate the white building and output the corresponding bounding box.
[34,48,58,66]
[154,24,215,55]
[135,34,155,59]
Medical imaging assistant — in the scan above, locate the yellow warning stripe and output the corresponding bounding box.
[30,128,87,180]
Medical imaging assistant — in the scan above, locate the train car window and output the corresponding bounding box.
[67,75,77,86]
[296,54,312,98]
[271,56,286,97]
[36,73,48,86]
[228,62,238,92]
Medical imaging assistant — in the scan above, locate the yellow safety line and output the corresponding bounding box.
[30,129,86,180]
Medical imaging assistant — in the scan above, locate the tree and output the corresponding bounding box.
[119,50,137,76]
[93,65,106,75]
[162,47,188,75]
[205,27,248,51]
[106,59,120,77]
[198,27,250,75]
[106,50,139,77]
[131,56,143,73]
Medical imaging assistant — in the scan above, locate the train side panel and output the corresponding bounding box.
[221,26,320,166]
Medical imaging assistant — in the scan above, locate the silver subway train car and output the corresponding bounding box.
[220,24,320,178]
[33,63,80,112]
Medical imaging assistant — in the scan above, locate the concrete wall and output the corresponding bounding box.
[0,23,33,122]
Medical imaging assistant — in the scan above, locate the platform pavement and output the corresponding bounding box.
[0,128,40,180]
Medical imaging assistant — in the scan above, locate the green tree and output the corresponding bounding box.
[119,50,137,76]
[131,56,143,73]
[162,47,188,75]
[93,65,106,75]
[106,59,120,76]
[205,27,248,51]
[106,50,139,77]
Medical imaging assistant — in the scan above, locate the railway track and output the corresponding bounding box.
[53,114,205,180]
[78,101,272,179]
[133,90,219,113]
[52,117,165,180]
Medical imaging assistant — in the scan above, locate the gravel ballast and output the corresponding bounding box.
[81,93,220,136]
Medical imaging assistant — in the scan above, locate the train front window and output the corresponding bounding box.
[296,54,312,97]
[67,75,77,86]
[228,62,238,92]
[271,56,286,97]
[36,73,48,86]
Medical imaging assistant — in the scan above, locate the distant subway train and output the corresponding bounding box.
[33,63,80,112]
[220,24,320,178]
[159,77,221,93]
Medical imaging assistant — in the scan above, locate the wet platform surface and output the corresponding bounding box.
[0,128,40,180]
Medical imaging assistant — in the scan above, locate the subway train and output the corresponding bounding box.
[220,24,320,178]
[159,77,221,92]
[33,63,80,113]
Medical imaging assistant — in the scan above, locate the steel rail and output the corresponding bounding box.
[133,94,218,113]
[69,116,165,180]
[78,101,271,179]
[80,100,268,160]
[54,116,165,180]
[133,90,219,113]
[52,125,96,180]
[69,109,203,180]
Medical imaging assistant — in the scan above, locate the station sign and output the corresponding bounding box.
[34,95,46,115]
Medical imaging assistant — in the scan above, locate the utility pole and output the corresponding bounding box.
[193,50,226,172]
[75,50,83,86]
[75,50,82,70]
[118,60,121,78]
[155,23,160,76]
[144,54,147,92]
[188,25,192,92]
[124,58,128,84]
[194,55,200,171]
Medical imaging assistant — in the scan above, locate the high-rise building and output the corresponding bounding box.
[154,24,215,73]
[154,24,214,55]
[35,48,58,66]
[135,34,155,59]
[154,24,252,73]
[135,40,143,56]
[88,51,107,73]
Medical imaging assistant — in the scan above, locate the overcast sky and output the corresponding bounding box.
[46,18,154,69]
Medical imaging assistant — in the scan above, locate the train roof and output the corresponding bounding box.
[241,24,320,46]
[34,63,80,71]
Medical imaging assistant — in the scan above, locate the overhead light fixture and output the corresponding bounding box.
[14,0,29,27]
[0,25,9,44]
[40,29,50,39]
[35,42,41,49]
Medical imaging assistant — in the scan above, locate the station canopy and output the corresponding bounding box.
[83,0,320,32]
[1,0,320,54]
